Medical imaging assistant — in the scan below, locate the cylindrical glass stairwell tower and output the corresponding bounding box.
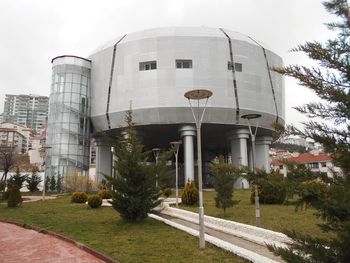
[45,55,91,178]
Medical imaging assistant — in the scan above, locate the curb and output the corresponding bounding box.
[0,219,119,263]
[161,207,291,248]
[149,213,279,263]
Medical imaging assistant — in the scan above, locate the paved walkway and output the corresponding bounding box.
[22,195,57,203]
[0,222,112,263]
[160,213,283,262]
[152,203,288,263]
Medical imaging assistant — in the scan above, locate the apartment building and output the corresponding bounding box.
[3,94,49,132]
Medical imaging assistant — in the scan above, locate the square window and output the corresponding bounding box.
[139,61,157,71]
[235,63,243,72]
[228,62,243,72]
[176,60,192,69]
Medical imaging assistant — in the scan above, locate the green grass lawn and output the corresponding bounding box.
[0,195,247,263]
[179,189,330,238]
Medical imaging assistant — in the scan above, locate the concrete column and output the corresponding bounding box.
[227,129,250,167]
[95,138,112,182]
[179,125,196,183]
[255,136,273,172]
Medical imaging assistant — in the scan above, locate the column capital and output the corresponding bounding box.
[256,136,273,145]
[227,128,250,140]
[179,125,196,137]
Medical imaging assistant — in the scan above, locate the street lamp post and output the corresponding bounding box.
[184,89,213,250]
[170,140,182,207]
[152,148,161,188]
[241,113,262,227]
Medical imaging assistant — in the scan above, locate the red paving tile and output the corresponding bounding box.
[0,222,105,263]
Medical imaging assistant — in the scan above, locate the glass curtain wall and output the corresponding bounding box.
[46,56,91,178]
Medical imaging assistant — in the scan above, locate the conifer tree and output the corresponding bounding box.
[56,174,62,193]
[270,1,350,262]
[104,110,161,221]
[49,175,56,192]
[7,167,27,189]
[211,156,240,214]
[26,167,42,192]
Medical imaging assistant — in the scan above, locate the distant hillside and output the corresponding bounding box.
[271,142,307,153]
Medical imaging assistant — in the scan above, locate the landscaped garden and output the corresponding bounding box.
[0,194,248,263]
[180,189,331,239]
[0,188,331,262]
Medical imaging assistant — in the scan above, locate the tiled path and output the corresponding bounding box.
[0,222,108,263]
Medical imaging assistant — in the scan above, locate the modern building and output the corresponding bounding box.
[45,27,285,182]
[3,94,49,132]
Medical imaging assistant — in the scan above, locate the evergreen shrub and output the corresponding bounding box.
[181,180,198,206]
[88,195,102,208]
[26,167,42,192]
[250,173,287,204]
[7,187,22,207]
[162,188,172,198]
[297,179,328,206]
[8,167,27,189]
[98,189,112,199]
[71,192,88,203]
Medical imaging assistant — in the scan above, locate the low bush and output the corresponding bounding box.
[297,179,328,206]
[181,180,198,206]
[251,172,287,204]
[88,195,102,208]
[162,188,172,198]
[71,192,88,203]
[7,187,22,208]
[98,189,112,199]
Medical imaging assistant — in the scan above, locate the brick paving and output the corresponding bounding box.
[0,222,106,263]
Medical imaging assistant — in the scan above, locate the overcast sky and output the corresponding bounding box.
[0,0,338,127]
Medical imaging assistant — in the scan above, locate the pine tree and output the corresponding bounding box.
[56,174,62,193]
[7,167,27,189]
[211,156,240,214]
[104,110,161,221]
[26,167,42,192]
[269,1,350,262]
[49,175,56,192]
